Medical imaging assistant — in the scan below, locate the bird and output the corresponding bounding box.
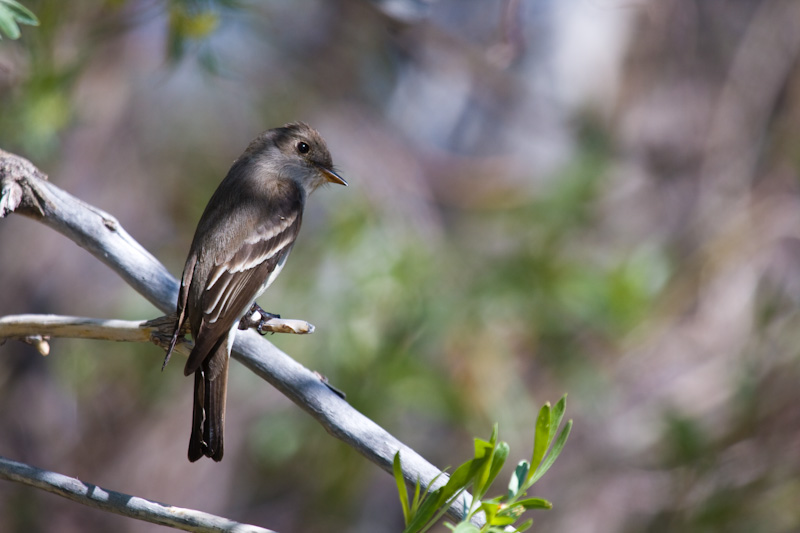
[163,123,347,462]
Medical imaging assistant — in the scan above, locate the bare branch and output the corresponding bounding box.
[0,314,161,343]
[0,455,275,533]
[0,149,476,524]
[0,313,315,356]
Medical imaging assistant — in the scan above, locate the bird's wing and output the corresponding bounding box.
[162,253,197,368]
[184,206,303,378]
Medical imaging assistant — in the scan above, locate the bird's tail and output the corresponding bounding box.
[188,347,229,462]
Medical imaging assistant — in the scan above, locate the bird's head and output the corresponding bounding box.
[249,122,347,194]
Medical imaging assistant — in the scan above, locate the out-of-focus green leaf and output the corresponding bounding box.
[550,395,567,444]
[412,476,422,514]
[485,441,509,494]
[419,469,447,509]
[516,497,553,510]
[530,402,551,474]
[170,6,219,39]
[0,4,20,39]
[402,457,485,532]
[508,460,529,498]
[446,522,480,533]
[0,0,38,39]
[402,486,444,533]
[662,411,708,465]
[474,437,493,459]
[473,433,496,497]
[2,0,37,25]
[512,518,534,532]
[481,501,499,523]
[482,500,515,526]
[167,4,220,62]
[394,452,411,524]
[530,420,572,484]
[439,456,487,505]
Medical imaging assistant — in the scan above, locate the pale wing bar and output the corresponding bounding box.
[203,214,301,323]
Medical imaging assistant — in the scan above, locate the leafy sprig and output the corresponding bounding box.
[394,395,572,533]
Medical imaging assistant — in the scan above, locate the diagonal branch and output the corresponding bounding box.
[0,455,275,533]
[0,148,475,526]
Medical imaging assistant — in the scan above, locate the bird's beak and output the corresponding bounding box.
[320,166,348,186]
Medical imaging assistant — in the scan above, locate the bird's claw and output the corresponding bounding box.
[239,303,281,335]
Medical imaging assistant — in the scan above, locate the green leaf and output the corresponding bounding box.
[516,497,553,510]
[403,458,479,533]
[549,395,567,444]
[486,441,509,492]
[1,0,38,26]
[474,437,494,459]
[412,477,422,514]
[512,518,534,532]
[484,505,516,526]
[422,487,471,533]
[401,470,453,533]
[470,436,496,501]
[439,457,486,506]
[402,487,444,533]
[530,420,572,484]
[530,402,551,474]
[393,452,411,524]
[489,423,499,446]
[449,522,481,533]
[0,4,21,40]
[417,469,448,515]
[508,460,529,498]
[481,501,499,523]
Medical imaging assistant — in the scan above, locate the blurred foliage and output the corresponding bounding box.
[2,1,800,533]
[166,0,246,72]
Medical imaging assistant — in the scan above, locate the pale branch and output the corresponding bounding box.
[0,313,315,356]
[0,455,275,533]
[0,314,159,342]
[0,149,476,526]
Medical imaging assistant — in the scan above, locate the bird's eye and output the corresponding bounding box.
[296,141,310,154]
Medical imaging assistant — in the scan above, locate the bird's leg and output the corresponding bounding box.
[238,303,281,335]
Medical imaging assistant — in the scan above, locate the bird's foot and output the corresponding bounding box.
[239,303,281,335]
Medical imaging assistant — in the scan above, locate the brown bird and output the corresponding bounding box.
[164,123,346,461]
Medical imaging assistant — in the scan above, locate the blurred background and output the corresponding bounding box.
[2,0,800,531]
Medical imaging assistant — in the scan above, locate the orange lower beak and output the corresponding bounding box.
[320,167,348,186]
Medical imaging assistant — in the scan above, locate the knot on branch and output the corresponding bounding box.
[0,149,49,218]
[143,314,187,351]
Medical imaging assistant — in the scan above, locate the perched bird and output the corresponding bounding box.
[164,123,347,462]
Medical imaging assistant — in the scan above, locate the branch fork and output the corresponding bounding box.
[0,148,476,532]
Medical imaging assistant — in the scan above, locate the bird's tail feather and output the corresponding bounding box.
[188,345,229,462]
